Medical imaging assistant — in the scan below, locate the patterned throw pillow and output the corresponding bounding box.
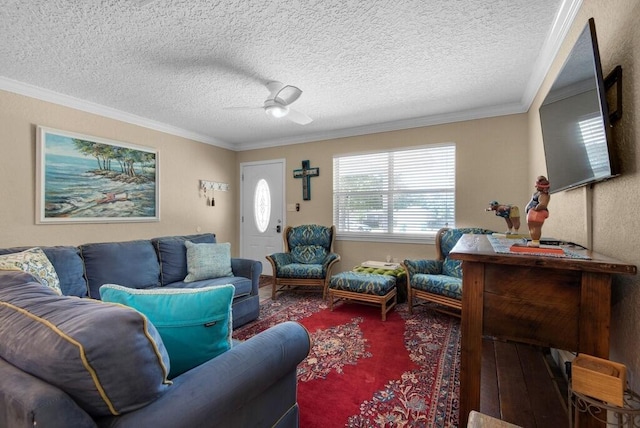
[291,245,327,264]
[184,241,233,282]
[0,247,62,294]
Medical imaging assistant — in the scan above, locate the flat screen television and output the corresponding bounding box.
[539,18,619,194]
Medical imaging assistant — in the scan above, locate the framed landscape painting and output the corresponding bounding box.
[36,126,159,224]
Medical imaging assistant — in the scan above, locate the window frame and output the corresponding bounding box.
[332,143,456,244]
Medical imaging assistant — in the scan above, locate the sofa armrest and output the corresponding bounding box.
[97,321,310,428]
[0,357,96,428]
[231,258,262,296]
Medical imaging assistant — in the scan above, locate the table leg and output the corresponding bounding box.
[460,261,485,427]
[577,271,611,428]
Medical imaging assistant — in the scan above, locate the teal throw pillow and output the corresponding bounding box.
[100,284,235,378]
[184,241,233,282]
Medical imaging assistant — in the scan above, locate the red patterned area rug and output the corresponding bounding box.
[233,293,461,427]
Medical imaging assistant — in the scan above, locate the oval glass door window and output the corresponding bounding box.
[254,179,271,233]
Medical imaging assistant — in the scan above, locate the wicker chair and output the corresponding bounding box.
[266,224,341,300]
[403,227,494,317]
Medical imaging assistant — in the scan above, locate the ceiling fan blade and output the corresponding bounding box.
[285,108,313,125]
[275,85,302,105]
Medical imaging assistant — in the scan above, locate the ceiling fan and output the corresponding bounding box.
[228,81,313,125]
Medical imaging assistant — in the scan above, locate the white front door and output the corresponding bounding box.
[240,159,285,276]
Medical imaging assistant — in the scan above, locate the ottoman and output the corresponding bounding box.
[352,265,407,303]
[328,271,397,321]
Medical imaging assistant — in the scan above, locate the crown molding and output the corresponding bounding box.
[0,76,234,150]
[235,102,528,151]
[520,0,583,108]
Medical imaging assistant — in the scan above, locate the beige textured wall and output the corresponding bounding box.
[0,90,239,252]
[528,1,640,388]
[238,114,530,270]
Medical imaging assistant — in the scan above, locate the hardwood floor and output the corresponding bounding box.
[480,338,569,427]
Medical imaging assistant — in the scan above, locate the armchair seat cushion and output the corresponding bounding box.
[277,263,325,279]
[410,273,462,300]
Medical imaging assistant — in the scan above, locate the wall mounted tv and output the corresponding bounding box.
[539,18,620,194]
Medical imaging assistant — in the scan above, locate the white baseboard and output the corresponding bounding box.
[550,348,576,380]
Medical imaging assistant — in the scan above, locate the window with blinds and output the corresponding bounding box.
[333,144,455,240]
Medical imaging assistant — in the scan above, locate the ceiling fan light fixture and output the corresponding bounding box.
[265,103,289,118]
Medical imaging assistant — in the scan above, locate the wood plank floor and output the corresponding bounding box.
[480,338,569,427]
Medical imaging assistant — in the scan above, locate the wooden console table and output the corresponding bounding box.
[449,234,636,428]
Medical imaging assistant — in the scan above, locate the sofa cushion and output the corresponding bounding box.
[152,233,216,286]
[165,276,252,298]
[0,271,171,417]
[184,241,233,283]
[0,246,87,297]
[80,240,161,298]
[100,283,234,378]
[0,247,61,294]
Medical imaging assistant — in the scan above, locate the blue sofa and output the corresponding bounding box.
[0,233,260,328]
[0,234,312,427]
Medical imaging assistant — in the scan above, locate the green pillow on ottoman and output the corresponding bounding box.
[100,284,235,378]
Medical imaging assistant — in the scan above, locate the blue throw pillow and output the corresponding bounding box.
[100,284,235,378]
[184,241,233,282]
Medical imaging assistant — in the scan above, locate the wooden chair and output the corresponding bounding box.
[402,227,494,317]
[266,224,341,300]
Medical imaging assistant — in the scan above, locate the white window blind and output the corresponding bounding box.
[333,144,455,239]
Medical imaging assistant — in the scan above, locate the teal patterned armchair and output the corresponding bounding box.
[266,224,341,300]
[403,227,494,316]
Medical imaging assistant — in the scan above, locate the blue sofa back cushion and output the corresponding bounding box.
[0,246,87,297]
[80,240,161,299]
[0,271,171,417]
[152,234,216,286]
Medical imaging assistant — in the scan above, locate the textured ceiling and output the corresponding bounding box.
[0,0,580,150]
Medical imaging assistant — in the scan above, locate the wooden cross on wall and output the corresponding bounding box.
[293,160,319,200]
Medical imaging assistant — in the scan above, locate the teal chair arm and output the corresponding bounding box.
[267,252,293,269]
[322,252,340,269]
[403,259,443,276]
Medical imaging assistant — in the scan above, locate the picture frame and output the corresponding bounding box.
[36,126,159,224]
